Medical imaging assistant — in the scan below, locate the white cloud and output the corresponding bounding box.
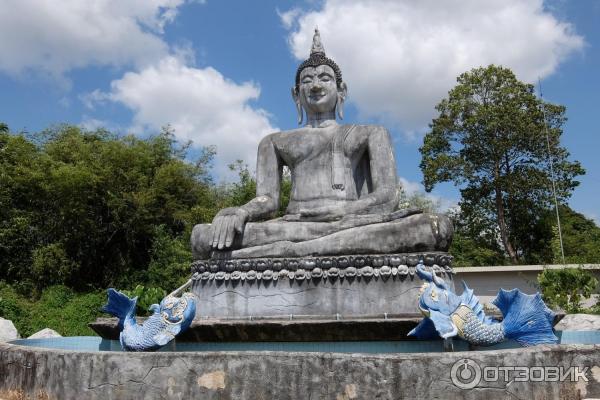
[398,177,425,197]
[399,177,457,212]
[283,0,584,135]
[0,0,193,80]
[278,8,302,29]
[79,116,113,132]
[2,0,274,179]
[91,56,277,178]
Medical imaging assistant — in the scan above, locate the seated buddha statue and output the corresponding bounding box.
[191,29,452,260]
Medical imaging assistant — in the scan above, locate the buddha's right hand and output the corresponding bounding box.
[210,207,249,250]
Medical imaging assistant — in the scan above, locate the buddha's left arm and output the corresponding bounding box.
[345,126,399,213]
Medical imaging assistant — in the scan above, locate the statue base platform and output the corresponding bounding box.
[190,252,453,319]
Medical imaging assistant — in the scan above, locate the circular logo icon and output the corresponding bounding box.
[451,358,481,389]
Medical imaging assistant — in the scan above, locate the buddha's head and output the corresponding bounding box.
[292,29,348,124]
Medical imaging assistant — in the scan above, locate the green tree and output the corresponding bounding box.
[420,65,584,263]
[539,267,598,313]
[146,225,191,290]
[0,124,215,291]
[224,160,257,207]
[549,206,600,264]
[0,129,47,286]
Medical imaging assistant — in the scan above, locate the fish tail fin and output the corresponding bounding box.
[493,288,558,346]
[102,288,137,329]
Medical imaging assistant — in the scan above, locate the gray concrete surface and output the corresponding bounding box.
[191,270,453,318]
[1,342,598,399]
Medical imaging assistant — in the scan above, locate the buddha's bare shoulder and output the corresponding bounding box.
[260,127,331,148]
[260,127,307,141]
[350,124,389,134]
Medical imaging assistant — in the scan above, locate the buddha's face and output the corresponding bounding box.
[298,65,338,114]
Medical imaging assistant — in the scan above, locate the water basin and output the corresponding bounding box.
[8,330,599,353]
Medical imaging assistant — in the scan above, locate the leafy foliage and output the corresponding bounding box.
[450,232,505,267]
[550,207,600,264]
[0,283,105,336]
[146,225,192,290]
[538,268,598,313]
[420,65,584,263]
[0,125,213,291]
[122,285,166,316]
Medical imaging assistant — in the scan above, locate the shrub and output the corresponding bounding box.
[0,283,105,337]
[122,285,166,316]
[31,243,79,288]
[538,267,598,313]
[146,225,190,290]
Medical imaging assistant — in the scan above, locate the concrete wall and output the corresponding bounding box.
[455,264,600,307]
[1,342,599,399]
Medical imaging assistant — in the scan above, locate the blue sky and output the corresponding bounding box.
[0,0,598,222]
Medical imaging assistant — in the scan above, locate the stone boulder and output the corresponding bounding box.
[28,328,62,339]
[555,313,600,331]
[0,317,20,342]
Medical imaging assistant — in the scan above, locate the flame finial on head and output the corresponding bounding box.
[311,28,325,56]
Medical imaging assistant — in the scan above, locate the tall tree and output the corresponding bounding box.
[549,206,600,264]
[420,65,584,263]
[0,124,215,291]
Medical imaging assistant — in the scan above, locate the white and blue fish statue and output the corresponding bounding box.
[409,264,558,346]
[102,280,196,351]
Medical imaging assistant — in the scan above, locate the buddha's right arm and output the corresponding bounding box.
[240,134,282,221]
[209,135,282,250]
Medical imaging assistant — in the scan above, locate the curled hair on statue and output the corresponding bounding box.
[295,54,343,91]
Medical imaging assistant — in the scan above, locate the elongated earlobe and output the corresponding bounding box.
[291,87,303,125]
[337,82,348,120]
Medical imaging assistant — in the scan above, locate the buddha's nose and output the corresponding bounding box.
[310,83,323,92]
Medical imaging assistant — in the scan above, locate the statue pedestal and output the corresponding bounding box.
[191,252,453,319]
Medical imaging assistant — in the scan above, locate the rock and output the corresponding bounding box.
[0,317,20,342]
[555,313,600,331]
[28,328,62,339]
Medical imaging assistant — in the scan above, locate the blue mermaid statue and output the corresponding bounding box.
[102,280,196,352]
[409,264,558,346]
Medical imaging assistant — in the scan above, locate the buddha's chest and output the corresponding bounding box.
[273,126,363,167]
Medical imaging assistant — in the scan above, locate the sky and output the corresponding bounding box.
[0,0,598,222]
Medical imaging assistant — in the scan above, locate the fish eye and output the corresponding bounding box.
[430,290,438,302]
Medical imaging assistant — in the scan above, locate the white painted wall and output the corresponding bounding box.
[453,264,600,307]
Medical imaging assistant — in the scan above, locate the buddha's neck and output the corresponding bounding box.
[306,111,336,128]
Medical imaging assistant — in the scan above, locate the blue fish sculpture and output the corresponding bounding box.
[409,264,558,346]
[102,283,196,351]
